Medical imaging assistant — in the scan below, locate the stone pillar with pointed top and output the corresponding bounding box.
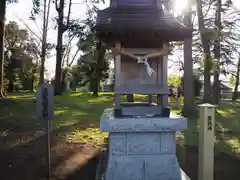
[198,103,216,180]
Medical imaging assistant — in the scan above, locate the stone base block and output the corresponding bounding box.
[106,155,182,180]
[100,108,190,180]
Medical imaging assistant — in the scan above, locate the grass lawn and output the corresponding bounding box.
[0,92,240,180]
[178,99,240,157]
[0,92,112,148]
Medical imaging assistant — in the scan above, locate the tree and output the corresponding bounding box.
[212,0,222,104]
[30,0,52,85]
[77,43,109,96]
[181,74,202,97]
[40,0,51,85]
[73,7,109,96]
[4,21,40,92]
[67,65,81,89]
[211,0,238,104]
[229,74,236,87]
[0,0,19,97]
[168,74,181,86]
[0,0,7,97]
[62,31,80,67]
[193,0,239,103]
[196,0,212,103]
[166,1,239,106]
[232,54,240,101]
[54,0,73,95]
[5,22,28,91]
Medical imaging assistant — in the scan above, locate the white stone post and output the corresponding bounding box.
[64,70,72,92]
[66,80,70,91]
[198,103,216,180]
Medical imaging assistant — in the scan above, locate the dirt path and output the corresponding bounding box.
[0,134,100,180]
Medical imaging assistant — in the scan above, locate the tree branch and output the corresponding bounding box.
[62,33,76,64]
[64,0,73,32]
[18,18,42,43]
[45,0,51,31]
[55,0,60,11]
[203,0,214,18]
[62,45,70,66]
[69,48,80,66]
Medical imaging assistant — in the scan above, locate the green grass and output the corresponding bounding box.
[0,92,112,149]
[0,92,240,158]
[215,101,240,155]
[176,100,240,157]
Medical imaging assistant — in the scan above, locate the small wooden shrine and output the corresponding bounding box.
[97,0,192,179]
[96,1,191,118]
[96,2,192,47]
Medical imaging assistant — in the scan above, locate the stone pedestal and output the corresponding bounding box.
[100,108,190,180]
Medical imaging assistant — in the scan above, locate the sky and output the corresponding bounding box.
[5,0,240,79]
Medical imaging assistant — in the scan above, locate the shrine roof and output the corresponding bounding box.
[96,6,192,42]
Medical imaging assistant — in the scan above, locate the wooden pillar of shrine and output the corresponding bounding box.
[114,42,121,109]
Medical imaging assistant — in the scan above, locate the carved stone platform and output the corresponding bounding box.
[100,108,191,180]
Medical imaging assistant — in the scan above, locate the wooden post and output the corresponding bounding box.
[148,95,153,103]
[114,42,121,108]
[198,103,216,180]
[36,84,54,180]
[162,52,168,106]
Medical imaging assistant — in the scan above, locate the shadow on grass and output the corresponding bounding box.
[0,118,103,180]
[0,92,112,180]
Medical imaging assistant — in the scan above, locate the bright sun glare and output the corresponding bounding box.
[173,0,189,15]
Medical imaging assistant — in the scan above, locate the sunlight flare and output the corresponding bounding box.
[173,0,189,15]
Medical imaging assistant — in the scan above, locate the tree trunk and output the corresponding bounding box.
[7,64,14,92]
[92,41,105,97]
[212,73,220,103]
[8,79,14,92]
[212,0,221,105]
[232,57,240,101]
[39,2,47,85]
[196,0,212,103]
[54,0,65,95]
[0,0,6,97]
[92,78,99,97]
[31,67,36,91]
[40,0,51,85]
[182,9,196,117]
